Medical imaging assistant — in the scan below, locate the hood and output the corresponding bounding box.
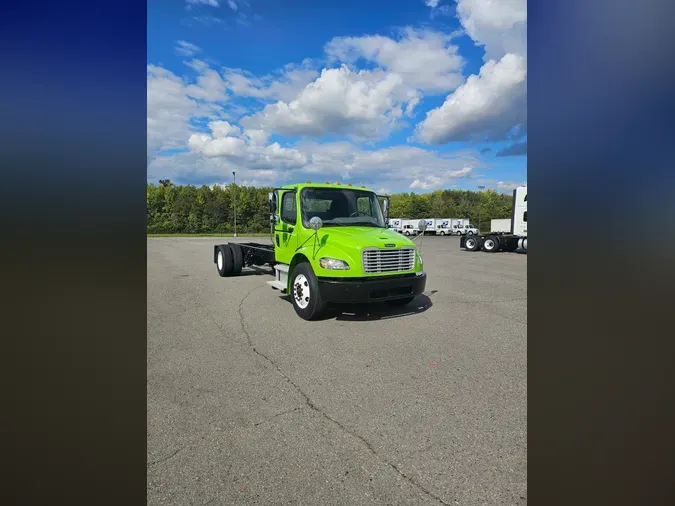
[315,225,416,253]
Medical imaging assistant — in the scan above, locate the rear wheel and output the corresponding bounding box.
[216,245,234,276]
[385,296,415,307]
[229,243,243,275]
[465,236,480,251]
[482,236,499,253]
[290,262,327,321]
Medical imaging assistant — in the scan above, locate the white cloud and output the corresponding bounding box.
[456,0,527,61]
[186,0,219,7]
[415,0,527,144]
[414,53,526,143]
[325,27,465,93]
[425,0,440,7]
[409,166,474,190]
[240,65,417,140]
[223,60,320,102]
[147,64,228,159]
[209,120,241,138]
[227,0,238,11]
[174,40,201,57]
[474,178,527,193]
[149,128,485,192]
[187,122,308,172]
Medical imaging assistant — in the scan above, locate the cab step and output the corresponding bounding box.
[267,263,290,293]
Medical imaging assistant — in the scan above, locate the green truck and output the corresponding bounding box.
[214,182,428,320]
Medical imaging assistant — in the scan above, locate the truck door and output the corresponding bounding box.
[275,190,298,264]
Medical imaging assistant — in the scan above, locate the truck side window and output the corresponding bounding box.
[281,192,297,225]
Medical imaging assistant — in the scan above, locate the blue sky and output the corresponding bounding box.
[147,0,527,194]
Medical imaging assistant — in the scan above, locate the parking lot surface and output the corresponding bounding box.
[147,236,527,505]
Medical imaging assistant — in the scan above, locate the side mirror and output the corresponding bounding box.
[382,197,389,219]
[308,216,323,231]
[268,192,277,215]
[418,219,427,232]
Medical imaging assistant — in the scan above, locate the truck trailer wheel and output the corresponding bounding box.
[481,236,499,253]
[229,243,243,275]
[216,245,234,276]
[290,262,327,321]
[465,236,480,251]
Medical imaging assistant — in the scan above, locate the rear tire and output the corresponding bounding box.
[385,296,415,307]
[216,245,234,276]
[290,262,327,321]
[482,236,499,253]
[229,243,243,275]
[465,236,480,251]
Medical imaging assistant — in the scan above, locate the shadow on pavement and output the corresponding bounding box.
[332,294,433,321]
[279,293,434,321]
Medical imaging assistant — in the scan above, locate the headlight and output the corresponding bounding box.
[319,257,350,270]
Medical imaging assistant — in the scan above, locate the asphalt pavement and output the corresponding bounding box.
[147,235,527,505]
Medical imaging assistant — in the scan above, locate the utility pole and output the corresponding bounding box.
[477,185,485,233]
[232,171,237,238]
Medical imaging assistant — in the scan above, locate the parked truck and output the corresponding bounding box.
[388,218,403,233]
[460,186,527,253]
[490,218,511,233]
[400,219,422,236]
[213,182,428,320]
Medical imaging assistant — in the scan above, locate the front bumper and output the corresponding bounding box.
[317,272,427,304]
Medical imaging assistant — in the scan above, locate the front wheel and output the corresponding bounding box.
[467,230,474,236]
[438,231,445,236]
[290,262,327,321]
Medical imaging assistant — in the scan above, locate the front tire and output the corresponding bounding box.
[467,230,474,236]
[290,262,327,321]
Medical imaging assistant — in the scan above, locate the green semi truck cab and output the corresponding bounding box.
[214,182,427,320]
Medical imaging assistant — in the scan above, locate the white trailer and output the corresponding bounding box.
[444,218,471,236]
[400,219,421,236]
[433,219,453,236]
[388,218,404,233]
[491,218,511,233]
[461,186,527,253]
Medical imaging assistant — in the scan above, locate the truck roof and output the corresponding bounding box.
[279,182,375,192]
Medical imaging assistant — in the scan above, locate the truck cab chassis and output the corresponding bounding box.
[214,182,428,320]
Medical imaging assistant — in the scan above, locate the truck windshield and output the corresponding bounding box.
[300,188,386,228]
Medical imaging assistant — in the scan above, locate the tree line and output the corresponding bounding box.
[147,180,515,234]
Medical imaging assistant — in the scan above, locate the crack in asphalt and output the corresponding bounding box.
[254,407,305,427]
[236,287,452,506]
[148,448,182,468]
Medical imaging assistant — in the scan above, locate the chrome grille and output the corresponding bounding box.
[362,247,415,274]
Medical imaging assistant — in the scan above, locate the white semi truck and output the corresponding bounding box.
[461,186,527,253]
[490,218,512,233]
